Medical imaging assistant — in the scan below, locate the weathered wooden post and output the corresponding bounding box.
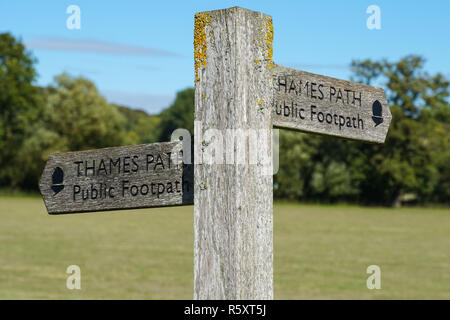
[194,7,274,299]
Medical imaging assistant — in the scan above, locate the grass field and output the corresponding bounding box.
[1,196,449,299]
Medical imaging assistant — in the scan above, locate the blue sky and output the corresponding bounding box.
[1,0,449,114]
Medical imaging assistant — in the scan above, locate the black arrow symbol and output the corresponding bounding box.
[51,167,64,195]
[372,100,383,127]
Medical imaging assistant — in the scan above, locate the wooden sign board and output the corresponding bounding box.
[272,64,391,143]
[39,141,193,214]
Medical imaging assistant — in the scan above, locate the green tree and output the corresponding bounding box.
[44,73,129,151]
[17,73,131,190]
[274,131,312,200]
[350,55,449,205]
[0,33,41,189]
[275,55,449,205]
[115,104,161,144]
[274,131,359,203]
[158,88,194,141]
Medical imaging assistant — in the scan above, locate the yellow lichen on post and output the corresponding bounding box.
[194,12,211,84]
[264,16,274,68]
[257,98,264,111]
[255,15,274,69]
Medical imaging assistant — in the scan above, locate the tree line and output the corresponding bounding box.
[1,33,449,206]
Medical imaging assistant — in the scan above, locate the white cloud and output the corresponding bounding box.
[25,37,180,57]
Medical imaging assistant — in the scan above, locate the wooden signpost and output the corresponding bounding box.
[194,7,274,300]
[193,7,391,300]
[273,65,391,143]
[39,141,193,214]
[39,6,391,300]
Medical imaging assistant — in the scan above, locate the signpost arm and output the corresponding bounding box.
[194,7,274,299]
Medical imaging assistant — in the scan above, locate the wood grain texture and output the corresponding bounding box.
[194,7,274,300]
[272,64,392,143]
[39,141,193,214]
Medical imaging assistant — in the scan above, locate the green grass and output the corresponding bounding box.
[1,197,449,299]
